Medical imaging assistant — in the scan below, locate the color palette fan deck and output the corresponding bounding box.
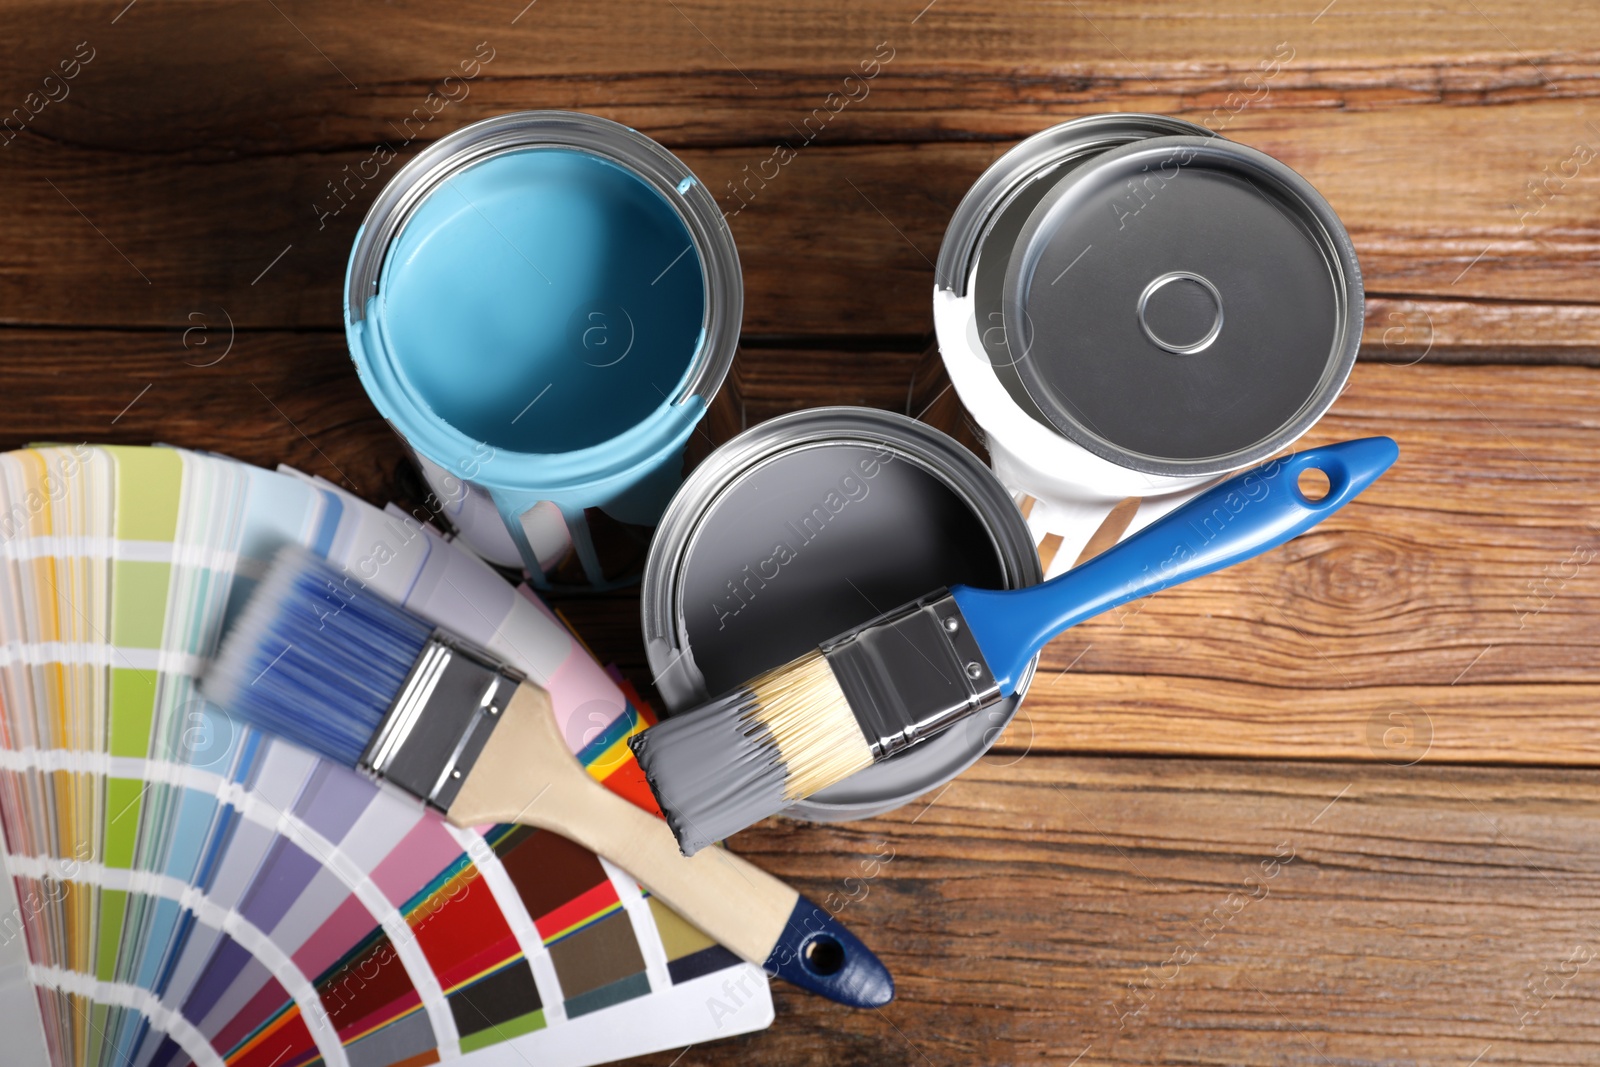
[0,444,773,1067]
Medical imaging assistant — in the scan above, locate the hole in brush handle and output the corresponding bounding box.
[801,933,846,976]
[763,895,895,1008]
[1296,466,1332,503]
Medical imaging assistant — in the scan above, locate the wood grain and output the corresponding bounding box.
[0,2,1597,343]
[7,127,1599,347]
[4,0,1599,1061]
[1018,360,1600,765]
[513,356,1600,767]
[628,756,1600,1065]
[4,326,1594,764]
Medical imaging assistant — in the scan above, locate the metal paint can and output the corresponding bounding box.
[346,111,742,585]
[933,114,1362,575]
[641,407,1043,822]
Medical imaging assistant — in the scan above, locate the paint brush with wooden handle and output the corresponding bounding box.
[201,545,893,1008]
[631,437,1399,855]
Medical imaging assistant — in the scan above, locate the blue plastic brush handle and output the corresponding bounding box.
[952,437,1400,694]
[764,895,895,1006]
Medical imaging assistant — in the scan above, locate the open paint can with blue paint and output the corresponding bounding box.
[642,408,1044,822]
[346,111,742,585]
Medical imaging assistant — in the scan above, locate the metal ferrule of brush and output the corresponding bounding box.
[819,589,1002,761]
[359,631,525,812]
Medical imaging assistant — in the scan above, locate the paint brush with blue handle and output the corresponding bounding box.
[632,437,1399,855]
[202,546,893,1008]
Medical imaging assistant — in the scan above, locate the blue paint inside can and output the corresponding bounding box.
[377,147,706,454]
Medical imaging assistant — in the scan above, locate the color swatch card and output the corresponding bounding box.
[0,444,773,1067]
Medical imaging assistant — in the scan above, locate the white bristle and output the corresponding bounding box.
[745,652,875,800]
[630,651,874,855]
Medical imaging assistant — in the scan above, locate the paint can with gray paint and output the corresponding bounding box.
[641,407,1043,822]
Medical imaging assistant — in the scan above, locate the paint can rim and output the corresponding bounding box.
[344,110,742,468]
[935,112,1213,300]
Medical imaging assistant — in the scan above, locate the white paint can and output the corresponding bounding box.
[934,114,1362,575]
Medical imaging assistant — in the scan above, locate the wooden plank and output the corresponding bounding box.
[4,333,1592,768]
[0,4,1597,340]
[0,328,402,499]
[1016,360,1600,765]
[1362,297,1600,365]
[627,755,1600,1065]
[3,0,1592,111]
[8,316,1553,765]
[9,131,1600,347]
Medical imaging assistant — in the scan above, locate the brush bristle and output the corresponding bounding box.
[747,652,876,799]
[630,651,874,855]
[201,544,435,768]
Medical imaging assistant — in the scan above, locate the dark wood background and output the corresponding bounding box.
[4,1,1599,1064]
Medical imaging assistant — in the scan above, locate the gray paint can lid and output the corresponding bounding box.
[1003,135,1362,477]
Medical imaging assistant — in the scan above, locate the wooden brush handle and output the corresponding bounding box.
[449,682,797,965]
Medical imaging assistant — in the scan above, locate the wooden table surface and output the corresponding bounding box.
[4,2,1598,1064]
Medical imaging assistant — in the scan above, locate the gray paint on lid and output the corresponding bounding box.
[642,408,1042,819]
[677,444,1004,694]
[1003,135,1362,475]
